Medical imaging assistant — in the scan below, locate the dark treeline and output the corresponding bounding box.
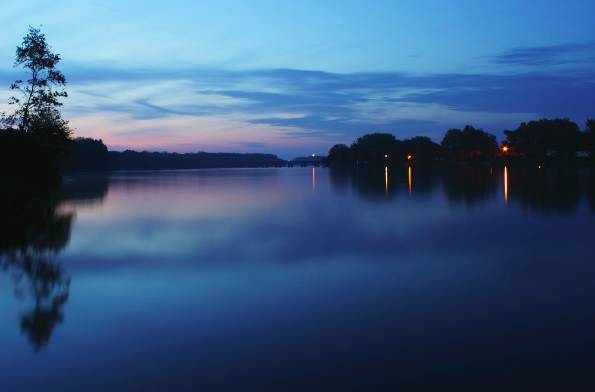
[0,128,69,184]
[329,134,443,166]
[62,137,285,172]
[4,28,595,179]
[108,150,285,171]
[328,120,595,166]
[1,28,284,180]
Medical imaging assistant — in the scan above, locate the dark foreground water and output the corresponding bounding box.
[2,166,595,391]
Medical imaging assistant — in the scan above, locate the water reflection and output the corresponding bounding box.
[504,166,509,204]
[0,176,107,350]
[385,166,389,194]
[3,168,595,390]
[330,165,595,213]
[590,170,595,210]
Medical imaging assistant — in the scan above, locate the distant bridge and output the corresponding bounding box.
[287,155,326,167]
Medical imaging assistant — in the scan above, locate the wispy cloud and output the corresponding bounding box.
[45,65,595,155]
[493,41,595,67]
[2,53,595,157]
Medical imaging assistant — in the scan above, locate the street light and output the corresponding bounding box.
[407,154,412,161]
[502,146,509,153]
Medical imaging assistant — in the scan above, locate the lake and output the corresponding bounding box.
[2,166,595,391]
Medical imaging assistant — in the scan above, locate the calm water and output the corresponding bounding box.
[2,166,595,391]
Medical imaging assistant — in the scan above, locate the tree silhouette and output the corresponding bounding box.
[327,144,353,166]
[402,136,442,163]
[504,119,581,162]
[441,125,497,162]
[350,133,401,164]
[63,137,109,172]
[2,26,69,138]
[0,27,72,181]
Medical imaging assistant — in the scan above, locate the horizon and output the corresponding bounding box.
[1,1,595,159]
[3,4,595,389]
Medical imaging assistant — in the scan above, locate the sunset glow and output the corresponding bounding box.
[1,2,594,157]
[3,3,595,390]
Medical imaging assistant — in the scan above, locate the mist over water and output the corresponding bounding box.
[2,167,595,391]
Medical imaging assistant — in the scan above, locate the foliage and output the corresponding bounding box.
[2,27,70,138]
[441,125,497,162]
[60,139,286,171]
[327,144,353,166]
[350,133,400,164]
[504,118,581,161]
[328,128,494,167]
[62,138,109,172]
[0,27,71,180]
[402,136,442,162]
[108,150,286,170]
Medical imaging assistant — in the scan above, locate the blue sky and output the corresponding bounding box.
[1,1,594,157]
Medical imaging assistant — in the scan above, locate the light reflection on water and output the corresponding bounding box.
[408,165,413,195]
[2,167,595,391]
[384,166,388,194]
[504,165,509,204]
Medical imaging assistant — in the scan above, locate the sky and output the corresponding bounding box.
[1,0,594,158]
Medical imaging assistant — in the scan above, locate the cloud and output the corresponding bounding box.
[249,115,436,139]
[41,66,595,153]
[401,73,595,119]
[2,54,595,156]
[493,41,595,67]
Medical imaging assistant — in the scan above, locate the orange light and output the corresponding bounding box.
[504,166,509,204]
[502,146,509,153]
[384,166,388,194]
[407,154,412,160]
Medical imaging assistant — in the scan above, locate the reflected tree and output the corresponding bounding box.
[508,167,581,212]
[585,120,595,163]
[0,176,107,350]
[0,186,73,350]
[329,165,442,200]
[14,253,70,350]
[442,167,500,206]
[588,169,595,210]
[329,165,590,213]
